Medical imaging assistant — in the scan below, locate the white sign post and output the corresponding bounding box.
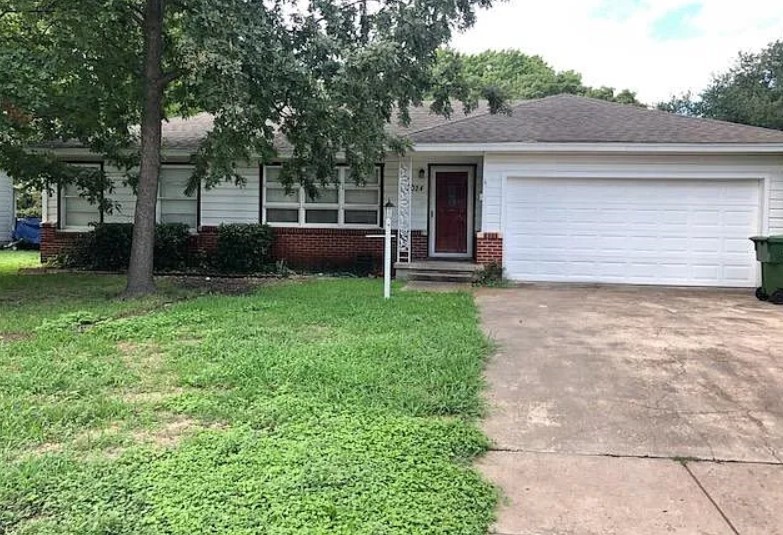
[383,201,394,300]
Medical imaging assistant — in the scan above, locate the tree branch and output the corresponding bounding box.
[160,69,181,87]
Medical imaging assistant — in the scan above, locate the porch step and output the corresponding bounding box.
[395,260,482,283]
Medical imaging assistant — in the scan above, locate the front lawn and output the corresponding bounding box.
[0,256,496,534]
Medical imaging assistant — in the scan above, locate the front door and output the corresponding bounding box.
[431,169,472,257]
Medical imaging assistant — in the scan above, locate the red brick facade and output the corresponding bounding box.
[40,223,85,262]
[476,232,503,265]
[271,228,427,270]
[40,224,430,271]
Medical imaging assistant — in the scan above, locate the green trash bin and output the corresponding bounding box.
[750,235,783,304]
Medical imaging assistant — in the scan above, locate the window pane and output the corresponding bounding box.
[344,189,379,205]
[367,167,381,184]
[344,210,379,225]
[267,208,299,223]
[344,167,380,185]
[265,167,282,182]
[305,209,338,224]
[159,167,193,198]
[160,199,198,227]
[305,187,338,204]
[65,197,100,227]
[266,187,298,203]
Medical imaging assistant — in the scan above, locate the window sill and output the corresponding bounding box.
[265,223,383,230]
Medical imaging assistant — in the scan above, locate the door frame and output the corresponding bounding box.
[428,165,476,258]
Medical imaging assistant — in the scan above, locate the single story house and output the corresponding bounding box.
[0,171,15,244]
[40,94,783,287]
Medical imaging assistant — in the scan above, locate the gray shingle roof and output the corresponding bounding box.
[159,102,489,151]
[409,94,783,144]
[47,94,783,152]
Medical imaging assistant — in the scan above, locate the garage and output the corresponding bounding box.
[503,177,762,287]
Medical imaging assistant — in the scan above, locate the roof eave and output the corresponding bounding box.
[411,142,783,154]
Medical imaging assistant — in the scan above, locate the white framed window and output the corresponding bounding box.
[262,165,382,227]
[59,164,198,229]
[157,166,198,228]
[60,163,103,230]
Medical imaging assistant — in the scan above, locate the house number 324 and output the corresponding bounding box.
[411,184,425,192]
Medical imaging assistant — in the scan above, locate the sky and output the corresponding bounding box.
[450,0,783,104]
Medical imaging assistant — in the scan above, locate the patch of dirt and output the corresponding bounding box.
[116,341,166,374]
[16,414,225,463]
[120,387,187,404]
[129,416,225,448]
[0,332,32,342]
[28,441,64,456]
[166,275,283,295]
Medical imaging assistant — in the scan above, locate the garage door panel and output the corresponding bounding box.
[504,178,761,287]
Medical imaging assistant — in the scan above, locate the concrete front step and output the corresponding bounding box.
[395,260,481,282]
[402,271,476,283]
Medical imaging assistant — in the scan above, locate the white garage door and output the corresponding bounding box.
[504,178,761,287]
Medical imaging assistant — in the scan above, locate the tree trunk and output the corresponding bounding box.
[125,0,164,297]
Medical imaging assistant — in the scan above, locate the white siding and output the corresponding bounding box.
[104,166,136,223]
[44,188,58,225]
[383,153,483,231]
[0,171,14,243]
[200,163,260,225]
[482,152,783,235]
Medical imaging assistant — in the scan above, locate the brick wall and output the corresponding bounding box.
[476,232,503,265]
[40,223,429,271]
[194,226,219,254]
[40,223,84,262]
[272,228,427,271]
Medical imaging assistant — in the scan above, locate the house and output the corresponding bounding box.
[0,171,15,245]
[40,94,783,287]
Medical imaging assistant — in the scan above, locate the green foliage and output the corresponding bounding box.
[0,274,496,533]
[1,0,505,198]
[63,223,191,271]
[473,261,507,287]
[441,49,642,104]
[14,186,41,218]
[214,223,274,273]
[657,40,783,130]
[81,223,134,271]
[154,223,192,271]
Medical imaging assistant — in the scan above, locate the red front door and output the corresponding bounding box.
[434,171,469,254]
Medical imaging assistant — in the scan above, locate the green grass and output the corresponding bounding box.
[0,258,496,534]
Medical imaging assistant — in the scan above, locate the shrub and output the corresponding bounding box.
[61,222,192,272]
[154,223,191,271]
[214,223,274,273]
[473,261,508,287]
[85,223,134,271]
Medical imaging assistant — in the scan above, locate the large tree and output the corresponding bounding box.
[438,49,642,104]
[658,40,783,130]
[0,0,504,296]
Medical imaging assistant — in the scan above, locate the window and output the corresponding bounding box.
[158,166,198,228]
[263,165,381,227]
[59,164,198,229]
[60,163,103,229]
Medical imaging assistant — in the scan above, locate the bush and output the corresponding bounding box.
[214,223,274,273]
[85,223,134,271]
[154,223,191,271]
[473,261,507,287]
[62,222,192,272]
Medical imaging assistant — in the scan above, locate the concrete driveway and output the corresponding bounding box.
[475,285,783,535]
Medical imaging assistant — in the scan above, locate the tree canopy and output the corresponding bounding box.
[657,40,783,130]
[0,0,504,294]
[437,49,641,105]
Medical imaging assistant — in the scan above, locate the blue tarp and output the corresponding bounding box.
[13,217,41,245]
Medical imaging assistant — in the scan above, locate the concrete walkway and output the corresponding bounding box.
[475,285,783,535]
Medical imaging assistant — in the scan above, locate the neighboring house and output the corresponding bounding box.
[40,94,783,287]
[0,171,15,245]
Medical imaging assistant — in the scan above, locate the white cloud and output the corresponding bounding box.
[450,0,783,103]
